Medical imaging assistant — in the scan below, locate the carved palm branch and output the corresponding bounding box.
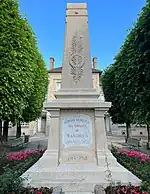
[69,31,85,83]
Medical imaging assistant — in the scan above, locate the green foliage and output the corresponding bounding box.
[0,151,44,194]
[0,168,24,194]
[22,54,48,122]
[0,0,36,122]
[0,154,43,176]
[114,0,150,125]
[105,185,145,194]
[102,0,150,136]
[111,147,150,193]
[0,0,48,127]
[102,65,126,124]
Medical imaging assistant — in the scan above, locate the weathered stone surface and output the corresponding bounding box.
[94,185,105,194]
[61,115,92,148]
[61,3,92,89]
[53,186,62,194]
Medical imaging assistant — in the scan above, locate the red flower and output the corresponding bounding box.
[7,150,45,161]
[118,149,150,163]
[35,191,42,194]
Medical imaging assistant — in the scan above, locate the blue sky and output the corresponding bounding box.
[19,0,146,71]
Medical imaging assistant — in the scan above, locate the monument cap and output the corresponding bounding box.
[67,3,87,9]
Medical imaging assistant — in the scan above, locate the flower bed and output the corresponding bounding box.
[0,149,45,175]
[2,185,148,194]
[111,146,150,193]
[1,148,150,194]
[0,149,45,194]
[119,149,150,162]
[8,150,45,161]
[105,185,148,194]
[2,186,53,194]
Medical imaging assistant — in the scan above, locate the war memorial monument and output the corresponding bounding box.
[22,3,141,193]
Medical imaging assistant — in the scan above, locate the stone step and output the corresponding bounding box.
[23,181,96,192]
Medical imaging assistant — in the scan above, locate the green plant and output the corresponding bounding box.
[111,147,150,193]
[0,168,25,194]
[102,0,150,141]
[0,0,48,140]
[0,150,45,193]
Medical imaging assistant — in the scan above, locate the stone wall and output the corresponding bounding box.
[111,123,148,137]
[8,121,37,137]
[47,73,62,100]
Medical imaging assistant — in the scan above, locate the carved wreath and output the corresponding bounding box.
[69,31,85,83]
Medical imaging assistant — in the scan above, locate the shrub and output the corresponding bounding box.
[105,185,148,194]
[111,146,150,193]
[0,149,46,193]
[0,168,24,194]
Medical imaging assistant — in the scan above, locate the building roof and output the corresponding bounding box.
[48,66,102,74]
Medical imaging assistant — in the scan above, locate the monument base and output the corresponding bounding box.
[22,149,141,192]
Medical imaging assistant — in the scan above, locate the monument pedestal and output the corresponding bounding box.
[22,99,141,192]
[45,98,112,167]
[22,151,141,192]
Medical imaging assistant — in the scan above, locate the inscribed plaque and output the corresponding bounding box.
[61,114,92,148]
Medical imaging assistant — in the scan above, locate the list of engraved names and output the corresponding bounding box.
[61,114,92,148]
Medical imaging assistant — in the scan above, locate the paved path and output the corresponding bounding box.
[26,134,125,151]
[1,133,48,154]
[5,133,149,154]
[19,134,147,151]
[28,134,124,150]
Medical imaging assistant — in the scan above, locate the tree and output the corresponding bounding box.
[125,0,150,146]
[16,54,48,138]
[102,65,132,138]
[102,65,123,123]
[0,121,3,143]
[104,0,150,143]
[114,0,150,144]
[22,54,48,124]
[0,0,48,140]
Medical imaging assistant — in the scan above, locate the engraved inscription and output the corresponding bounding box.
[61,114,92,148]
[69,31,85,83]
[68,155,88,161]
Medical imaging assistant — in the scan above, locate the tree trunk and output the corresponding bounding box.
[147,124,150,149]
[0,120,3,144]
[126,122,132,139]
[16,120,21,138]
[3,121,9,142]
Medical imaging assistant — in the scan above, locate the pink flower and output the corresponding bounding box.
[7,149,45,161]
[118,149,150,162]
[35,191,42,194]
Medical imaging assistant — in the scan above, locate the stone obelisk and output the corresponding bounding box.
[61,3,92,89]
[55,3,99,99]
[22,3,141,192]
